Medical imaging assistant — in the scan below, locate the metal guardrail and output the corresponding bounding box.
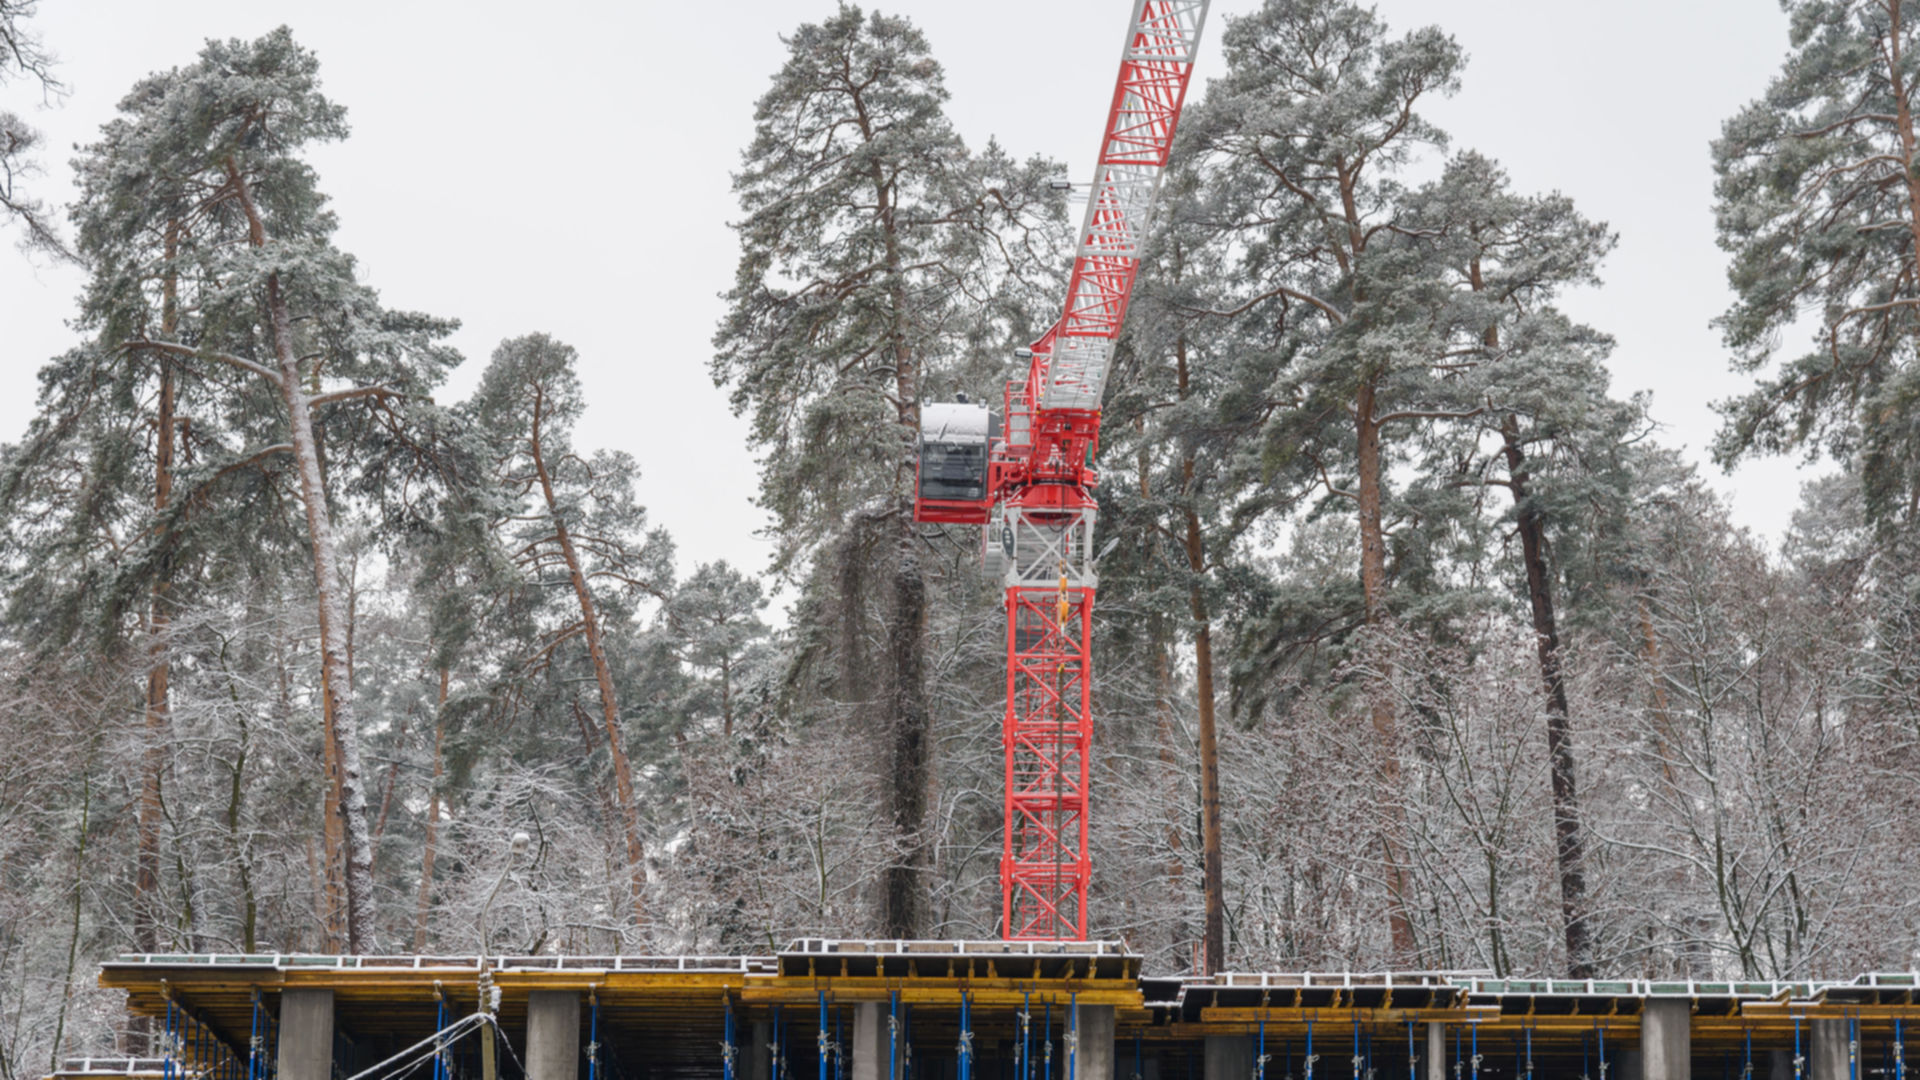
[55,1060,167,1076]
[109,953,777,973]
[783,939,1135,957]
[1196,971,1478,990]
[1458,977,1821,999]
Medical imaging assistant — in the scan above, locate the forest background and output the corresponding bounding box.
[2,1,1918,1078]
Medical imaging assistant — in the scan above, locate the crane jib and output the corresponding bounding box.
[909,0,1211,942]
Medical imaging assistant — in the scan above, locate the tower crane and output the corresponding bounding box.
[913,0,1211,941]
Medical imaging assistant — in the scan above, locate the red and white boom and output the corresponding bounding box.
[914,0,1210,941]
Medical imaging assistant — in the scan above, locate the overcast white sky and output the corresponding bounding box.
[1,0,1809,590]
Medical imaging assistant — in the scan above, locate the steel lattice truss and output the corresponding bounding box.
[1034,0,1209,413]
[911,1,1209,942]
[996,0,1211,941]
[1002,586,1093,940]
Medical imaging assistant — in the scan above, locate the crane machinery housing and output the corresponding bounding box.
[912,0,1211,942]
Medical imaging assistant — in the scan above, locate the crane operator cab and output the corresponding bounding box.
[914,397,997,525]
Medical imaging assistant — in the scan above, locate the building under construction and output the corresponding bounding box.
[44,5,1919,1080]
[61,942,1918,1080]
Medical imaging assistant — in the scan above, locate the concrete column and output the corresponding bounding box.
[1425,1024,1446,1080]
[276,989,334,1080]
[1072,1006,1114,1080]
[1809,1020,1851,1080]
[1642,1000,1691,1080]
[1204,1037,1251,1080]
[1616,1048,1645,1080]
[525,991,581,1080]
[854,1003,893,1080]
[749,1020,773,1080]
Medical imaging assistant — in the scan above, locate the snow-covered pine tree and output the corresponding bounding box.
[1714,0,1920,529]
[1399,151,1628,978]
[1176,0,1466,960]
[60,28,461,953]
[1100,179,1276,972]
[713,6,1060,938]
[465,332,676,943]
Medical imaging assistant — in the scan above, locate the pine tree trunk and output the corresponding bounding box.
[883,533,930,938]
[272,272,378,953]
[1887,4,1920,264]
[134,226,181,957]
[1354,377,1417,958]
[320,687,346,948]
[414,669,447,951]
[224,710,258,954]
[135,358,172,954]
[1498,417,1593,978]
[866,96,929,939]
[529,387,649,937]
[228,154,377,951]
[1150,629,1190,957]
[1186,525,1224,973]
[1175,339,1226,972]
[1139,419,1191,962]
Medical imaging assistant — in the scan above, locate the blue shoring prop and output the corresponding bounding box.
[819,992,829,1080]
[1470,1024,1479,1080]
[1744,1028,1753,1080]
[1352,1013,1361,1080]
[1526,1025,1534,1080]
[164,997,175,1080]
[1896,1017,1905,1080]
[1405,1025,1416,1080]
[959,994,973,1080]
[1069,993,1079,1080]
[725,997,737,1080]
[1598,1023,1607,1080]
[1045,1000,1054,1080]
[1796,1016,1804,1080]
[890,993,900,1080]
[434,994,449,1080]
[590,993,601,1080]
[1851,1012,1861,1080]
[1019,991,1031,1080]
[250,992,262,1080]
[1257,1009,1266,1080]
[1306,1017,1316,1080]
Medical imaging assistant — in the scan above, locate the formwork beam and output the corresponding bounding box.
[1199,1007,1503,1025]
[738,987,1143,1008]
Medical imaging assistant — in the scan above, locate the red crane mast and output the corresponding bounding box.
[913,0,1211,940]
